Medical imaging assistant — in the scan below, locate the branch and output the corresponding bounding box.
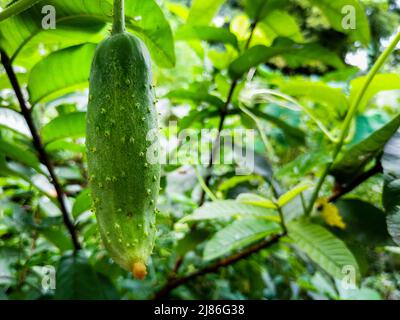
[199,19,259,206]
[152,233,284,300]
[1,50,81,251]
[328,161,383,203]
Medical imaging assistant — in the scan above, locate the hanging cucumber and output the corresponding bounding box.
[86,0,160,279]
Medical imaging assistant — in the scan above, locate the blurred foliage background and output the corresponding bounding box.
[0,0,400,300]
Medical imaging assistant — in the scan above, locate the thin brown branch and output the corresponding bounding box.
[153,233,284,300]
[199,19,259,206]
[1,50,81,251]
[328,161,383,203]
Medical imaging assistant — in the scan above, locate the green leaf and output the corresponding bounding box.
[331,113,400,183]
[45,139,86,154]
[204,218,282,261]
[280,80,349,115]
[229,40,345,79]
[176,229,211,257]
[176,26,238,49]
[40,228,73,252]
[41,112,86,144]
[186,0,224,26]
[218,175,263,192]
[0,108,30,137]
[335,199,389,245]
[0,70,27,89]
[0,0,175,68]
[229,45,286,79]
[288,220,360,280]
[350,74,400,112]
[54,253,119,299]
[166,89,225,108]
[244,0,288,21]
[72,188,91,218]
[180,200,279,223]
[278,183,311,207]
[250,109,306,144]
[257,10,304,44]
[28,44,96,104]
[0,139,42,173]
[309,0,370,46]
[124,0,175,68]
[0,0,43,22]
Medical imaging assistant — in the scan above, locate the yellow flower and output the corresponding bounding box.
[317,198,346,229]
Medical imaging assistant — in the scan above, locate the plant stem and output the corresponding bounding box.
[112,0,125,34]
[1,50,81,251]
[305,31,400,216]
[199,19,259,205]
[0,0,43,22]
[152,232,284,299]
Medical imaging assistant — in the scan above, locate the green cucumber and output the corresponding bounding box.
[86,0,160,279]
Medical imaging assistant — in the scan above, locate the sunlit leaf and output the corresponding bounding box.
[237,193,277,209]
[309,0,370,46]
[350,74,400,112]
[0,0,175,68]
[186,0,224,26]
[278,184,311,207]
[41,112,86,144]
[28,44,96,104]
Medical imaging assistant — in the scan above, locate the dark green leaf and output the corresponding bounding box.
[335,199,389,245]
[229,39,345,79]
[244,0,288,21]
[176,26,238,49]
[176,229,211,257]
[54,253,119,300]
[331,114,400,183]
[204,218,281,261]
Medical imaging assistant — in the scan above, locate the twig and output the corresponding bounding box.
[199,20,259,205]
[152,233,284,299]
[328,161,382,203]
[1,50,81,251]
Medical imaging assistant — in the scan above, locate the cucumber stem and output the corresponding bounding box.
[112,0,125,34]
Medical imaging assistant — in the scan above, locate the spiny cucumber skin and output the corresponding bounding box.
[86,32,160,275]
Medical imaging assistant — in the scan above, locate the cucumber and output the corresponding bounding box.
[86,0,160,279]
